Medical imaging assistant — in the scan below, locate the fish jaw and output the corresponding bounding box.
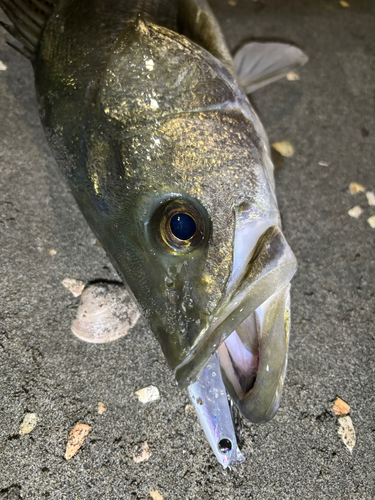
[174,225,297,424]
[218,284,291,423]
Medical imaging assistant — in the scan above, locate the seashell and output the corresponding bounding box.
[65,423,91,459]
[133,442,151,463]
[71,283,140,343]
[134,385,160,403]
[62,278,85,297]
[19,413,38,435]
[271,141,294,157]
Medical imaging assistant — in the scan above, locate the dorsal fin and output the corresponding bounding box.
[0,0,57,59]
[177,0,236,75]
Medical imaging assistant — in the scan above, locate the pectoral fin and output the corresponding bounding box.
[234,42,308,93]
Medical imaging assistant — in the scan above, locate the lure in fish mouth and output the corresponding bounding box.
[1,0,307,467]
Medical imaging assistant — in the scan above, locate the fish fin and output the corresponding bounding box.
[0,0,57,57]
[6,39,33,59]
[233,42,308,93]
[177,0,236,75]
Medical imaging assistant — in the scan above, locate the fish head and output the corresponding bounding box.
[69,18,297,423]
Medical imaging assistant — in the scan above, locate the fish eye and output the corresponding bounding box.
[149,198,207,253]
[169,212,197,241]
[164,205,204,251]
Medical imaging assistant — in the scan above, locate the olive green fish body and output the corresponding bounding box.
[1,0,303,426]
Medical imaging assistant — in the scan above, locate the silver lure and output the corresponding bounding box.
[188,354,245,468]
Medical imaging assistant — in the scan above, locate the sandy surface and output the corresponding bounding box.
[1,0,374,498]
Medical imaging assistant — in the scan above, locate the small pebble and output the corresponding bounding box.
[365,191,375,206]
[349,182,365,194]
[318,161,329,167]
[286,71,300,81]
[65,423,91,460]
[0,60,7,71]
[98,402,107,415]
[348,206,363,219]
[135,385,160,403]
[62,278,85,297]
[149,492,164,500]
[271,141,294,157]
[367,215,375,229]
[19,413,38,435]
[337,415,356,453]
[331,397,350,416]
[340,0,349,6]
[133,442,151,463]
[49,249,57,255]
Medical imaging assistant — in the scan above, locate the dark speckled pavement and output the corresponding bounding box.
[0,1,374,498]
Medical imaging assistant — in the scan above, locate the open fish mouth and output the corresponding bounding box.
[218,284,291,423]
[175,225,297,424]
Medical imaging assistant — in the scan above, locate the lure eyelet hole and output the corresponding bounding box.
[218,438,232,455]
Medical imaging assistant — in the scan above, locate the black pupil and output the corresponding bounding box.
[170,213,196,241]
[218,438,232,455]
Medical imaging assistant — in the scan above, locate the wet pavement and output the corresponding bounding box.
[0,0,374,498]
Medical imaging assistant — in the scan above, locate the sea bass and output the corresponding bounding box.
[0,0,307,467]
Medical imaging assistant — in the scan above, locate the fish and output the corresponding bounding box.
[0,0,307,467]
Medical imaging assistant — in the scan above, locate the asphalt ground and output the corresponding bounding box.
[0,0,374,498]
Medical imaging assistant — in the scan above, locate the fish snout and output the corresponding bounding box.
[175,225,297,424]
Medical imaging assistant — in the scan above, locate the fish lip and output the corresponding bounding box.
[174,225,297,388]
[220,284,291,423]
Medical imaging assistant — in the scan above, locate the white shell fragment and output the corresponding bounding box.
[135,385,160,403]
[318,161,329,167]
[71,283,140,343]
[62,278,85,297]
[19,413,38,435]
[348,206,363,219]
[331,397,350,416]
[65,423,91,459]
[349,182,365,194]
[366,191,375,206]
[286,71,300,81]
[271,141,294,157]
[0,60,7,71]
[98,402,107,414]
[337,415,356,453]
[133,442,151,463]
[149,492,164,500]
[367,215,375,229]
